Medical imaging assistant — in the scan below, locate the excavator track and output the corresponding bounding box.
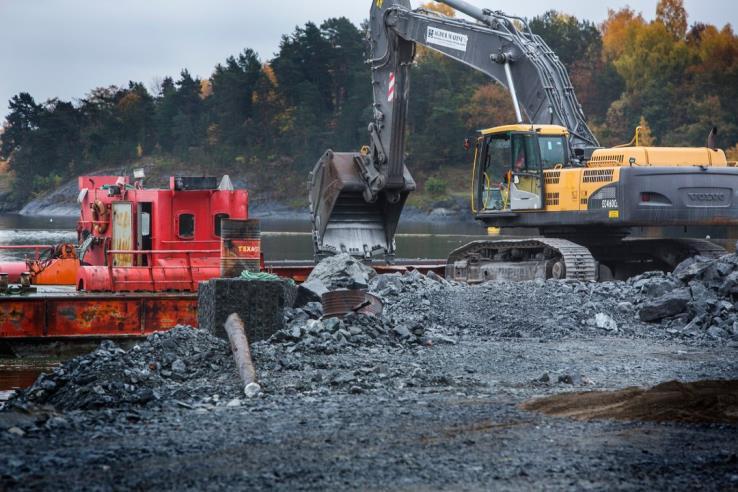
[446,238,598,283]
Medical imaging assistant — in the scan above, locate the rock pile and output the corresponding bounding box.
[634,253,738,338]
[295,253,376,306]
[10,327,235,411]
[273,261,448,353]
[274,310,425,354]
[11,251,738,414]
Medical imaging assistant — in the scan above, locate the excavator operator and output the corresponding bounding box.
[510,137,538,195]
[513,145,526,172]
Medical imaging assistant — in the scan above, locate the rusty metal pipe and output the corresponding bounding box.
[224,313,261,398]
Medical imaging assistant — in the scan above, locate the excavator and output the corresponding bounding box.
[309,0,738,282]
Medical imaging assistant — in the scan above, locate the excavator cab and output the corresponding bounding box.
[474,125,568,214]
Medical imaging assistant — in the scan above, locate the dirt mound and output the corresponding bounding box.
[522,380,738,424]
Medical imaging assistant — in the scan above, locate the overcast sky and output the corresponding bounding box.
[1,0,736,117]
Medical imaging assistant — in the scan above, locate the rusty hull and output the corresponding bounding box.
[0,293,197,339]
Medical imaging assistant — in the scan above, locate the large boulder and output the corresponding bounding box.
[369,273,403,293]
[673,255,737,287]
[719,271,738,296]
[638,288,692,322]
[673,256,714,283]
[688,281,720,319]
[630,272,681,298]
[307,254,376,291]
[294,278,328,308]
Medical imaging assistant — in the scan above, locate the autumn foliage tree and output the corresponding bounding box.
[2,4,738,204]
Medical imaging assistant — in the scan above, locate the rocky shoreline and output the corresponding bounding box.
[6,173,473,223]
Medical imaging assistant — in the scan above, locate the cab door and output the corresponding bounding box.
[509,133,543,211]
[111,202,134,267]
[475,133,512,212]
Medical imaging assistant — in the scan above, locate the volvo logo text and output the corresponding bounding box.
[687,192,726,202]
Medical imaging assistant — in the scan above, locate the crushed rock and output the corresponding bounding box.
[8,252,738,414]
[8,327,236,411]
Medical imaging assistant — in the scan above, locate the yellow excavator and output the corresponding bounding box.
[309,0,738,282]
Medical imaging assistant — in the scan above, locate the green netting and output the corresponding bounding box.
[239,270,294,286]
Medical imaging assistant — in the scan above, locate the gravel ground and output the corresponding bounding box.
[1,255,738,490]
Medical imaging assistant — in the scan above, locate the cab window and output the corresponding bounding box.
[483,134,511,184]
[511,134,539,172]
[538,136,567,169]
[480,135,512,211]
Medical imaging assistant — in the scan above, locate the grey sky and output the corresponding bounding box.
[1,0,736,117]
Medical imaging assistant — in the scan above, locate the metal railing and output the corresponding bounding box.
[105,249,220,291]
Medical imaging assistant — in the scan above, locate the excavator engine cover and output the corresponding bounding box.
[309,151,415,261]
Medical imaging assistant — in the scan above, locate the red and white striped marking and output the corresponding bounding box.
[387,72,395,103]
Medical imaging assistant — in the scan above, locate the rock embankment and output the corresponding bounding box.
[635,253,738,338]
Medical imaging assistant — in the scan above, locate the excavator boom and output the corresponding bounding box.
[309,0,601,261]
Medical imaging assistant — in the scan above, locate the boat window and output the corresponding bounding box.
[214,213,229,237]
[140,212,151,237]
[178,213,195,239]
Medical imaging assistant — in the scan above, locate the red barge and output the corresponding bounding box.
[0,173,443,341]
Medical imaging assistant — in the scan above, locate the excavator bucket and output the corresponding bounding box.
[309,151,415,261]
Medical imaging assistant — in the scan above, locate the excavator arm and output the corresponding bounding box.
[309,0,599,261]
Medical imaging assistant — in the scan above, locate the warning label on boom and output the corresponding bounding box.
[426,27,468,52]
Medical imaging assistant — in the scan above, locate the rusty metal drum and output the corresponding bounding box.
[220,219,261,278]
[322,290,383,319]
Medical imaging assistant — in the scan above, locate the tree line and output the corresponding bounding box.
[1,0,737,204]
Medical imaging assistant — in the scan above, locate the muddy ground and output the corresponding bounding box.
[1,258,738,490]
